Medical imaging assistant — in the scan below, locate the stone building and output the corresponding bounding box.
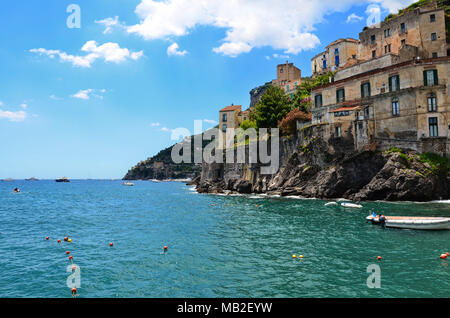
[271,61,302,99]
[309,1,449,156]
[311,38,360,76]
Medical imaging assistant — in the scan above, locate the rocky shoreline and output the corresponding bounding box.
[193,128,450,202]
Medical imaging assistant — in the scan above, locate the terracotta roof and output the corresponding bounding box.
[326,38,359,48]
[220,105,242,112]
[329,106,361,112]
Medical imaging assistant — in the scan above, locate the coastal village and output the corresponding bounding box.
[218,0,449,156]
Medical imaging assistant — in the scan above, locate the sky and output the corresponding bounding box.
[0,0,416,179]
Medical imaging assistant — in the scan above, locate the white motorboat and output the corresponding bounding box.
[341,202,363,208]
[122,182,134,186]
[366,215,450,230]
[324,202,338,206]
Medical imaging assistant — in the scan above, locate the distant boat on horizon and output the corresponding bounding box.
[25,177,39,181]
[122,182,134,186]
[56,177,70,183]
[2,178,14,182]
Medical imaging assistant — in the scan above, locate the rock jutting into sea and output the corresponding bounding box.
[195,126,450,202]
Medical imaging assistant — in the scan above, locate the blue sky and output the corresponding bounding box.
[0,0,414,179]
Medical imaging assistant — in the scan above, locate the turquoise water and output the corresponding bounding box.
[0,180,449,298]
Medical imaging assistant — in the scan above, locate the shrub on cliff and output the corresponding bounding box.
[251,85,291,129]
[279,108,312,135]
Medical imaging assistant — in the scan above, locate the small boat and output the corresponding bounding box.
[122,182,134,186]
[341,202,363,208]
[151,179,161,183]
[324,202,338,206]
[2,178,14,182]
[56,177,70,183]
[26,177,39,181]
[366,215,450,230]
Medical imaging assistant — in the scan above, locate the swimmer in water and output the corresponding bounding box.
[13,188,20,193]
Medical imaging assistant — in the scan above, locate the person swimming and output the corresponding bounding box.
[379,214,387,229]
[13,188,20,193]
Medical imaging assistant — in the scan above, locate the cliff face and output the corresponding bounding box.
[196,126,450,201]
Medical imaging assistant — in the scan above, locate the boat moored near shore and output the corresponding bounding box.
[56,177,70,183]
[367,215,450,230]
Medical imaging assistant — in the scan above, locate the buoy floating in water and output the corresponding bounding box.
[440,254,448,260]
[377,256,382,261]
[299,255,304,259]
[68,239,72,243]
[64,237,68,242]
[57,239,61,243]
[66,251,70,255]
[46,236,49,240]
[163,246,168,252]
[109,242,113,247]
[69,256,73,260]
[292,254,297,258]
[71,287,77,296]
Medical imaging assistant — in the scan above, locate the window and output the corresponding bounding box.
[423,69,438,86]
[430,14,436,23]
[364,106,370,118]
[335,126,342,137]
[370,35,376,44]
[280,68,283,73]
[400,23,406,33]
[432,52,438,58]
[385,44,391,53]
[335,54,340,66]
[384,29,391,37]
[372,50,376,58]
[401,39,406,46]
[222,113,227,122]
[334,111,350,117]
[222,124,227,132]
[392,98,399,116]
[389,75,400,92]
[427,93,437,112]
[429,117,438,137]
[336,88,345,103]
[314,94,323,108]
[361,82,371,98]
[431,33,437,41]
[323,59,327,69]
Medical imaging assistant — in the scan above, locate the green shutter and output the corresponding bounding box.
[343,89,345,101]
[423,70,427,86]
[367,83,371,97]
[361,84,364,98]
[336,90,339,103]
[433,69,438,85]
[396,75,400,90]
[388,77,392,92]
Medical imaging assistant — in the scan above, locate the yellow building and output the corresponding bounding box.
[311,38,360,76]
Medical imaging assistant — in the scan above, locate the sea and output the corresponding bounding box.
[0,180,449,298]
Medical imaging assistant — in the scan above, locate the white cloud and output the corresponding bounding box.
[203,119,217,125]
[0,110,26,122]
[71,89,106,100]
[123,0,416,57]
[151,122,161,126]
[346,13,364,23]
[50,95,64,100]
[30,41,144,68]
[161,127,169,132]
[272,53,290,59]
[20,103,27,109]
[167,43,188,56]
[95,16,123,34]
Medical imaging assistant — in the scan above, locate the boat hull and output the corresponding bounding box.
[367,216,450,230]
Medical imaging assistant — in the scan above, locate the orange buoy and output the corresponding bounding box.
[164,246,168,252]
[57,239,61,243]
[46,236,49,240]
[377,256,382,261]
[64,237,68,242]
[66,251,70,255]
[69,255,73,260]
[440,254,448,259]
[71,287,77,295]
[109,242,113,247]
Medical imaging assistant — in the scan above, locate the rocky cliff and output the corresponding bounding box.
[195,125,450,201]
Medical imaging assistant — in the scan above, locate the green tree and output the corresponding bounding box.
[251,85,291,129]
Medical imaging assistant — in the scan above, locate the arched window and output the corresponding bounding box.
[392,97,399,116]
[427,93,437,112]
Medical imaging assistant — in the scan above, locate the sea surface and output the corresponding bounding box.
[0,180,449,298]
